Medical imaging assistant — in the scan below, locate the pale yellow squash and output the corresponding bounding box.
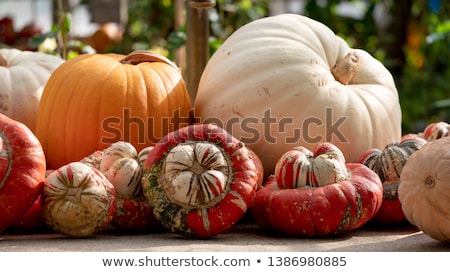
[399,136,450,242]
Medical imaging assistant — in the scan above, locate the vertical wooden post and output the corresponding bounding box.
[185,0,215,105]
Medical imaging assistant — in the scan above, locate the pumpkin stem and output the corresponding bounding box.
[331,51,360,85]
[0,54,7,67]
[119,50,180,71]
[65,186,83,203]
[425,176,435,188]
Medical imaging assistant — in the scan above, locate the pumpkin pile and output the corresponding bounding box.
[1,14,449,244]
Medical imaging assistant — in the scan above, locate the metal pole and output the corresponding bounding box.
[185,0,216,105]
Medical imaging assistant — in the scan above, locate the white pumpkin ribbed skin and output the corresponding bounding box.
[398,137,450,242]
[194,14,402,174]
[0,48,64,131]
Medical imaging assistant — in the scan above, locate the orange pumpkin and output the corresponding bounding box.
[35,50,192,170]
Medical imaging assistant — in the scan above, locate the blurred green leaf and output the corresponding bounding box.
[168,31,186,50]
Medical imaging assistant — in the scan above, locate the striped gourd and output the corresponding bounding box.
[80,141,143,198]
[359,137,427,182]
[252,143,383,237]
[274,143,350,189]
[80,150,104,169]
[358,136,427,225]
[99,141,138,173]
[423,121,449,142]
[141,124,260,239]
[137,146,154,168]
[42,162,116,237]
[104,157,143,198]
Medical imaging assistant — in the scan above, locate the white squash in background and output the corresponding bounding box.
[0,48,64,131]
[399,137,450,242]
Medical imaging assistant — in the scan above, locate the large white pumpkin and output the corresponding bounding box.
[0,48,64,131]
[194,14,402,174]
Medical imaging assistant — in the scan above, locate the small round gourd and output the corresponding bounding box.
[104,157,143,198]
[252,143,383,237]
[423,121,449,141]
[142,124,260,238]
[137,146,154,168]
[81,141,143,198]
[42,162,116,238]
[359,137,427,224]
[99,141,138,173]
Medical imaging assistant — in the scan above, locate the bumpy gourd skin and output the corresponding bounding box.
[252,143,383,237]
[194,14,402,175]
[42,162,116,238]
[253,164,383,237]
[359,137,427,225]
[142,124,260,239]
[399,137,450,242]
[0,113,46,233]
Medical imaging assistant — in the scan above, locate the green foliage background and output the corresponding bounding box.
[111,0,450,134]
